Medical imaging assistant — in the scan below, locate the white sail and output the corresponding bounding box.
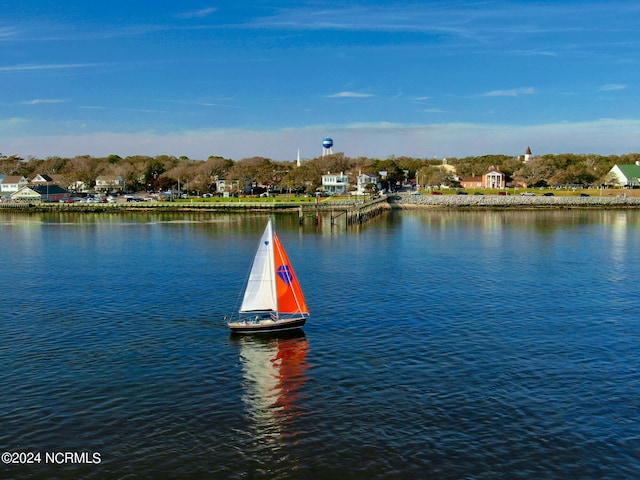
[239,220,278,313]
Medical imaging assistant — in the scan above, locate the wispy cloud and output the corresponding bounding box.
[201,102,244,109]
[0,117,27,129]
[482,87,536,97]
[511,49,558,57]
[176,7,217,19]
[248,3,618,40]
[598,83,627,91]
[21,99,65,105]
[326,91,374,98]
[0,26,19,40]
[0,63,102,73]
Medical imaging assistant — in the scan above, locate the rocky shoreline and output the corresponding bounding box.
[388,194,640,209]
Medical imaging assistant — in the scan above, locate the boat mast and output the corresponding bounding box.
[270,219,280,319]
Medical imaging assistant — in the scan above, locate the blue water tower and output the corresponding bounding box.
[322,137,334,156]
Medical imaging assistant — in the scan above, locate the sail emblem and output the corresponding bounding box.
[277,265,294,285]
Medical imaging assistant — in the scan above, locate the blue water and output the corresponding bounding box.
[1,210,639,479]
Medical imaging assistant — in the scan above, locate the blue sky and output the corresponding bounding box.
[1,1,639,161]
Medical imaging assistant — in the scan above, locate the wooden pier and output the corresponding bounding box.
[314,195,390,226]
[1,195,392,226]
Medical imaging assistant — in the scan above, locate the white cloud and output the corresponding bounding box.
[598,83,627,91]
[176,7,217,19]
[326,91,374,98]
[482,87,536,97]
[0,117,27,129]
[0,63,102,73]
[21,99,65,105]
[0,26,19,40]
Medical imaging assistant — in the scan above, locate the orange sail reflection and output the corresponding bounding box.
[237,332,310,450]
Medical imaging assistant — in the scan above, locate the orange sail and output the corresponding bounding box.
[272,232,308,315]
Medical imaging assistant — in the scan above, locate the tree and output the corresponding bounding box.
[144,159,166,191]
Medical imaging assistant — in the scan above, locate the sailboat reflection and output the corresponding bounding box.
[233,331,310,451]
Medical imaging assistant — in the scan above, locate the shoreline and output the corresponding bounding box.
[3,194,640,213]
[388,194,640,209]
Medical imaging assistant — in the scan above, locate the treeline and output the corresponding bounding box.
[1,151,639,193]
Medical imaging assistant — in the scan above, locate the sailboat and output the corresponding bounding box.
[227,219,309,334]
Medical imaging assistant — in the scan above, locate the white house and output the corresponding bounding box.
[355,172,380,196]
[608,162,640,187]
[0,175,28,193]
[95,175,125,192]
[215,178,240,195]
[483,166,506,189]
[321,172,349,195]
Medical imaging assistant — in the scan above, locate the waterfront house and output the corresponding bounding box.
[0,175,28,193]
[322,172,349,195]
[608,163,640,188]
[95,175,125,193]
[215,178,240,196]
[355,172,381,196]
[11,185,69,202]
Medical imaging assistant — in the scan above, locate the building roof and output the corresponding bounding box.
[2,175,26,183]
[96,175,124,181]
[32,173,65,182]
[484,166,504,175]
[525,146,532,155]
[27,185,69,195]
[614,164,640,181]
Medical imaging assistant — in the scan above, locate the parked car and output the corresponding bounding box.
[431,191,442,195]
[520,192,536,196]
[543,192,554,196]
[579,193,590,197]
[456,191,468,195]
